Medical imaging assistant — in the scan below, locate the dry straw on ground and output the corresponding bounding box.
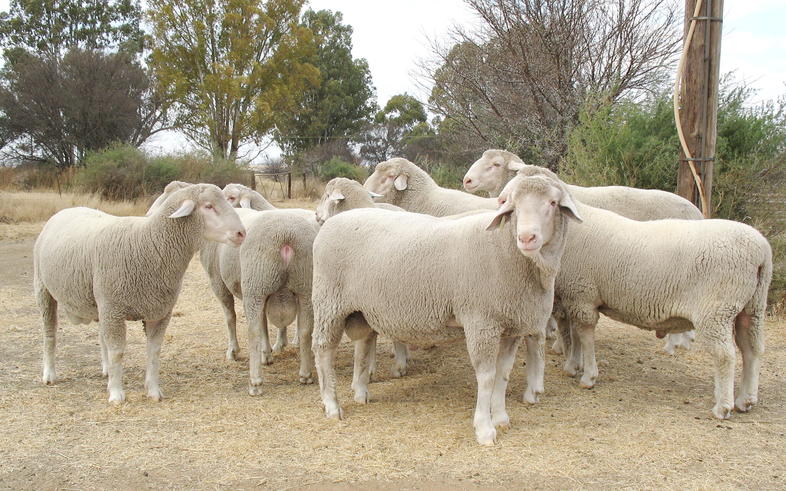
[0,196,784,489]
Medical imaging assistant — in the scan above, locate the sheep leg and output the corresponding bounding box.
[550,315,564,354]
[296,299,314,384]
[37,284,58,385]
[272,326,288,353]
[490,336,520,429]
[291,324,300,346]
[465,327,501,446]
[99,330,108,377]
[523,332,545,404]
[143,315,170,402]
[368,334,377,380]
[391,341,409,378]
[245,295,270,396]
[219,292,239,361]
[100,315,127,404]
[577,324,598,388]
[563,319,582,377]
[734,312,762,412]
[351,331,377,404]
[314,343,342,420]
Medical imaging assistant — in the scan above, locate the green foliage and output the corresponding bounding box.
[276,9,376,157]
[76,144,250,200]
[562,94,679,190]
[0,0,144,57]
[318,157,366,182]
[147,0,320,160]
[359,93,432,163]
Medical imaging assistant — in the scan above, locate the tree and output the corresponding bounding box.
[147,0,320,161]
[0,0,144,57]
[0,49,155,168]
[423,0,681,169]
[359,93,432,163]
[275,9,376,161]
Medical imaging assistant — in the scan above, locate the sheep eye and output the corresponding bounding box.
[205,203,214,210]
[492,162,501,168]
[550,200,557,207]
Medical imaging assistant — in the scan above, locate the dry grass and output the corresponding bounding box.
[1,235,785,489]
[255,174,326,203]
[0,190,150,224]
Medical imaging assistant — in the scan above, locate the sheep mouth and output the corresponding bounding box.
[464,183,478,192]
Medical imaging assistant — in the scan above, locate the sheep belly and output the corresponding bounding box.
[598,306,694,333]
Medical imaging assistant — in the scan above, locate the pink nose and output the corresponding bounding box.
[518,233,537,246]
[463,177,472,186]
[236,230,246,243]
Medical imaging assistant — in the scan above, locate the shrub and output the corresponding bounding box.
[318,157,366,182]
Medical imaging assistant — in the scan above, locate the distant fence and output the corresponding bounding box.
[253,170,313,199]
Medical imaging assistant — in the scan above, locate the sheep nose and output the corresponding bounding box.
[518,233,537,246]
[463,177,472,186]
[236,230,246,243]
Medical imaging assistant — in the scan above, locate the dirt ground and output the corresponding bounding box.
[1,230,785,490]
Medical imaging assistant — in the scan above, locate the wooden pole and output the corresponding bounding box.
[287,172,292,199]
[676,0,723,216]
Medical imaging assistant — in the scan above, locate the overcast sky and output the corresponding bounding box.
[0,0,782,157]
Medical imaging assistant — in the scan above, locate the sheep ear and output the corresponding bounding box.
[169,199,196,218]
[485,201,514,231]
[393,174,408,191]
[329,190,345,201]
[507,160,525,172]
[559,192,583,223]
[146,194,167,216]
[368,190,383,198]
[239,197,252,209]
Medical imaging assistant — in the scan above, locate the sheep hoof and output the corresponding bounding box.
[299,375,314,385]
[712,403,733,420]
[579,378,596,389]
[248,379,263,396]
[492,413,510,429]
[147,388,164,402]
[261,353,273,366]
[391,366,407,378]
[325,406,343,420]
[475,428,497,446]
[108,390,126,404]
[354,390,369,404]
[735,395,756,413]
[523,390,540,404]
[42,370,56,385]
[226,348,239,361]
[563,363,579,377]
[272,342,285,354]
[663,345,676,355]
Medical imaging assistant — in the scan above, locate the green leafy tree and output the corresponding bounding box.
[275,9,376,159]
[147,0,320,161]
[359,93,432,163]
[0,0,144,57]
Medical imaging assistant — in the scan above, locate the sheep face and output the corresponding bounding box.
[222,183,253,208]
[315,187,345,225]
[364,158,411,198]
[487,175,582,255]
[463,150,524,195]
[169,185,246,247]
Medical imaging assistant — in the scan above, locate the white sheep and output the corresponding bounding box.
[510,167,772,420]
[34,184,246,403]
[311,173,582,445]
[315,177,410,377]
[464,149,703,353]
[364,158,497,216]
[220,183,313,353]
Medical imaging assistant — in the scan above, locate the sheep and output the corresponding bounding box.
[311,173,582,445]
[315,177,410,377]
[464,149,703,353]
[511,166,772,420]
[220,182,315,353]
[364,158,498,216]
[200,208,319,394]
[34,184,246,403]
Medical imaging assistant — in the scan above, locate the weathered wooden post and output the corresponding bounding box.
[287,171,292,199]
[675,0,723,217]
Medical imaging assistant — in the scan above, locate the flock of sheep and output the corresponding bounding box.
[32,150,772,445]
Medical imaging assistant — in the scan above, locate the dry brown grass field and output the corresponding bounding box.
[1,192,784,489]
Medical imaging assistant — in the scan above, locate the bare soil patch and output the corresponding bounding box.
[1,234,784,490]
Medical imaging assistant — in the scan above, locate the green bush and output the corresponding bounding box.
[76,145,252,200]
[318,158,366,182]
[430,164,465,189]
